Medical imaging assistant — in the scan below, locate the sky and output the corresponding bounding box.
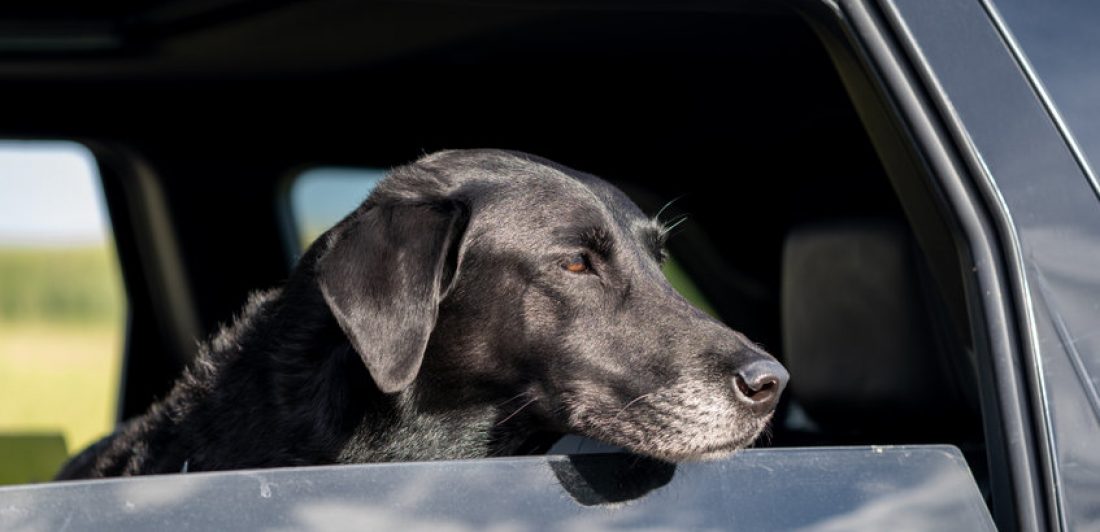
[0,141,110,247]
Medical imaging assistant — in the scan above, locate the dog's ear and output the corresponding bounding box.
[316,200,466,394]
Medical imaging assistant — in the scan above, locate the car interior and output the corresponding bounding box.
[0,0,1003,523]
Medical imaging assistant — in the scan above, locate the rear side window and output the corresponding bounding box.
[288,167,386,251]
[0,141,127,484]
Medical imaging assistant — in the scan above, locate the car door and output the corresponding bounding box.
[862,0,1100,529]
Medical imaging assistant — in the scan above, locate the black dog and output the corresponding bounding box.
[57,149,788,479]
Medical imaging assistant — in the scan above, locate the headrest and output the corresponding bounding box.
[781,220,974,438]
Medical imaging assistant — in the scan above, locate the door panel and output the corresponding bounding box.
[0,446,994,531]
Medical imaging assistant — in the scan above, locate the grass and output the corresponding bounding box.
[0,246,123,324]
[0,322,123,452]
[0,246,125,483]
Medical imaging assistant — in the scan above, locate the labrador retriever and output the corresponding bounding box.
[56,149,788,479]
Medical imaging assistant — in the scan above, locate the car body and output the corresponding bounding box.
[0,0,1097,530]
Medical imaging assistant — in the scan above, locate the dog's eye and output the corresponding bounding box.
[562,254,590,274]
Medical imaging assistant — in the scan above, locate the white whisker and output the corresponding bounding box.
[613,393,654,420]
[496,397,538,426]
[654,195,686,222]
[496,391,530,407]
[659,214,689,236]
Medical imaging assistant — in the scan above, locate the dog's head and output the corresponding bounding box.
[312,149,787,461]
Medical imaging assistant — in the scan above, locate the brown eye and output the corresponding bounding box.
[562,254,590,273]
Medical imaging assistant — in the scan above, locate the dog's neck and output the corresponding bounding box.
[165,284,552,472]
[328,360,556,463]
[334,388,520,463]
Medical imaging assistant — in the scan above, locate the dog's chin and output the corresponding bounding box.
[622,427,767,463]
[573,412,774,464]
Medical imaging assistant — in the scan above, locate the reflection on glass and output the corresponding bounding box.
[993,0,1100,176]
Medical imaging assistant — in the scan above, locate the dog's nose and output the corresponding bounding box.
[733,359,788,413]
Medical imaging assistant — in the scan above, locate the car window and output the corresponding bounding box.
[285,167,717,316]
[288,167,386,251]
[0,141,127,484]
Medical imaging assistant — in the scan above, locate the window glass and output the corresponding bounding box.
[0,141,126,484]
[289,167,386,250]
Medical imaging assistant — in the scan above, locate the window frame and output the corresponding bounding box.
[810,0,1053,528]
[85,142,201,422]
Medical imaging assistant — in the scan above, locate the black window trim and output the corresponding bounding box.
[87,141,201,421]
[798,0,1051,529]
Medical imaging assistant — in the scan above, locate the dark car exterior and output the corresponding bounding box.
[867,0,1100,528]
[0,0,1098,530]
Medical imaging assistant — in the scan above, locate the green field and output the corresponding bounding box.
[0,246,124,325]
[0,322,122,450]
[0,245,125,482]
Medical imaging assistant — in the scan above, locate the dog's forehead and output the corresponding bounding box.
[487,175,635,227]
[429,150,651,232]
[397,149,664,258]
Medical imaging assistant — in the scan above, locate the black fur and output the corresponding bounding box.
[56,149,788,479]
